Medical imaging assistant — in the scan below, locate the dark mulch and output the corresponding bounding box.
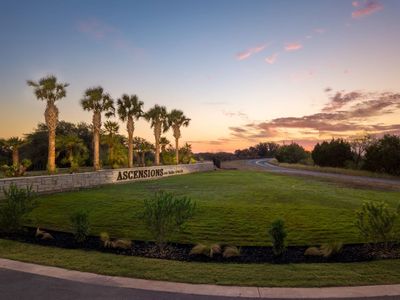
[1,226,399,264]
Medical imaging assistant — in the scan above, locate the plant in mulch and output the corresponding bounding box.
[0,184,36,233]
[222,246,240,258]
[35,228,54,240]
[100,232,132,250]
[189,243,221,257]
[70,210,90,243]
[143,191,196,249]
[304,241,343,258]
[356,201,400,249]
[268,218,287,257]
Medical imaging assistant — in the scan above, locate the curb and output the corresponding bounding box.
[1,258,400,299]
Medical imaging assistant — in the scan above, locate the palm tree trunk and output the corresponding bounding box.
[45,102,59,174]
[12,149,19,166]
[175,138,179,164]
[154,123,161,166]
[109,144,113,166]
[93,112,101,171]
[127,117,134,168]
[141,152,145,166]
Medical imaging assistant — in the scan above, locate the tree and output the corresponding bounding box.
[179,143,193,164]
[102,121,120,167]
[168,109,190,164]
[56,135,88,171]
[350,135,373,169]
[3,137,25,166]
[81,87,114,170]
[27,75,69,173]
[312,139,353,168]
[275,143,308,163]
[159,137,171,153]
[117,94,144,168]
[144,105,169,165]
[133,137,154,166]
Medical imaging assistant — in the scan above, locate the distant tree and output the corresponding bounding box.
[102,121,120,167]
[350,135,373,169]
[117,94,144,168]
[27,75,69,173]
[168,109,190,164]
[363,135,400,175]
[312,139,353,168]
[275,143,308,163]
[81,87,114,170]
[133,137,154,166]
[3,137,25,166]
[56,135,88,171]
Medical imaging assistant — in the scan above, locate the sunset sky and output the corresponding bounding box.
[0,0,399,152]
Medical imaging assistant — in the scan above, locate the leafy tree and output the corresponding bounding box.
[168,109,190,164]
[81,87,114,170]
[363,135,400,175]
[144,105,169,165]
[117,94,144,168]
[312,139,353,168]
[27,75,69,173]
[275,143,308,163]
[350,135,373,169]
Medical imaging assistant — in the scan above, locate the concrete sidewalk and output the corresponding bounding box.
[1,258,400,299]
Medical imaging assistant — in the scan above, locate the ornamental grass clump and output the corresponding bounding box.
[70,210,90,243]
[268,218,287,257]
[143,191,196,249]
[190,243,221,257]
[222,246,240,258]
[100,232,132,250]
[0,184,35,233]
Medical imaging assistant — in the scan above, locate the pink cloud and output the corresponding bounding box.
[265,53,278,64]
[352,1,360,7]
[352,1,383,18]
[236,44,267,60]
[284,42,303,52]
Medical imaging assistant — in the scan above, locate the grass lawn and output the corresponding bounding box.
[26,170,400,246]
[0,239,398,287]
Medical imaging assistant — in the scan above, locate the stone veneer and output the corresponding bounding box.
[0,162,214,199]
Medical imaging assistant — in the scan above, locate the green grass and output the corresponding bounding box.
[27,170,400,246]
[0,239,398,287]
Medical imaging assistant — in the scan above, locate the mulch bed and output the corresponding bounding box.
[1,226,399,264]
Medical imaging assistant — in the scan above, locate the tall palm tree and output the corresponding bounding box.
[168,109,190,164]
[117,94,143,168]
[144,105,169,165]
[81,87,114,171]
[102,121,120,166]
[3,137,25,166]
[27,75,69,173]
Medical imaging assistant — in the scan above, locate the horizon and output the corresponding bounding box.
[1,0,399,152]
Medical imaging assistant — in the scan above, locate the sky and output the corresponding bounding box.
[0,0,399,152]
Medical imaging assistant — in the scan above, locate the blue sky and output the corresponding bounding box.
[1,0,399,151]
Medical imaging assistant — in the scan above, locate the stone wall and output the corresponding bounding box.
[0,162,214,198]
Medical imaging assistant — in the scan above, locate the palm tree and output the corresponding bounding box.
[27,75,69,173]
[56,135,88,171]
[117,94,143,168]
[168,109,190,164]
[3,137,25,166]
[144,105,169,165]
[159,137,171,153]
[133,137,154,166]
[102,121,120,166]
[81,87,114,170]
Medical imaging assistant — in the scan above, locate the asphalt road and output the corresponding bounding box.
[248,159,400,187]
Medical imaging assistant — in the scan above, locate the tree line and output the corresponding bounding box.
[0,75,192,175]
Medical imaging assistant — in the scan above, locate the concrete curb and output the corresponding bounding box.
[0,258,400,299]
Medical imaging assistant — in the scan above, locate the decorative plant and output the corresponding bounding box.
[320,241,343,258]
[1,159,32,177]
[222,246,240,258]
[0,184,36,233]
[268,218,287,256]
[70,210,90,243]
[143,191,196,248]
[189,243,221,257]
[100,232,132,249]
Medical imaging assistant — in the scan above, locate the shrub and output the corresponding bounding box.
[275,143,308,164]
[0,184,35,233]
[304,247,322,257]
[100,232,132,249]
[189,243,221,257]
[356,201,399,248]
[268,218,287,256]
[70,210,90,243]
[222,246,240,258]
[320,241,343,258]
[1,159,32,177]
[312,139,353,168]
[143,191,196,248]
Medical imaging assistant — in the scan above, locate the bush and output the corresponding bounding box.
[222,246,240,258]
[275,143,308,164]
[100,232,132,249]
[189,243,221,257]
[143,191,196,248]
[1,159,32,177]
[356,201,399,248]
[70,210,90,243]
[312,139,353,168]
[0,184,35,233]
[320,241,343,258]
[304,247,322,257]
[268,218,287,256]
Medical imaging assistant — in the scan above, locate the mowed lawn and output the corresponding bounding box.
[27,170,400,246]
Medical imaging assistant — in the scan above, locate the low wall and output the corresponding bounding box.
[0,162,214,198]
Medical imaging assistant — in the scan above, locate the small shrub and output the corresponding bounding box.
[320,241,343,258]
[70,210,90,243]
[100,232,112,247]
[304,247,322,257]
[0,184,35,233]
[143,191,196,248]
[35,228,54,240]
[356,201,399,248]
[222,246,240,258]
[268,218,287,256]
[112,239,132,249]
[1,159,32,177]
[189,243,221,257]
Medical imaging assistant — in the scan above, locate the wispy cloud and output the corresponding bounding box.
[314,28,326,34]
[265,53,279,64]
[223,110,249,120]
[352,0,383,18]
[284,42,303,51]
[236,44,268,60]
